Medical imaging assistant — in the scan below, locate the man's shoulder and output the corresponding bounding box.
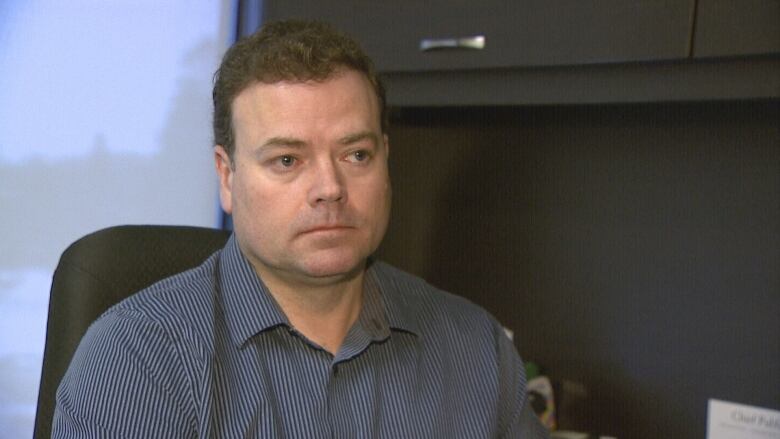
[371,260,488,311]
[54,256,219,437]
[95,250,221,338]
[371,261,501,335]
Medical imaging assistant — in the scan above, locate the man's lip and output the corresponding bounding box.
[300,225,353,234]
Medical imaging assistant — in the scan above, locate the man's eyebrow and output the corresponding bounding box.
[259,136,307,149]
[339,131,379,145]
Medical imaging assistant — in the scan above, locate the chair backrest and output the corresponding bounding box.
[33,225,230,439]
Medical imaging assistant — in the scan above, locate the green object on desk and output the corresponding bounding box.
[525,361,540,380]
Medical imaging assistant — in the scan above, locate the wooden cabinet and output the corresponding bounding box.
[263,0,694,71]
[254,0,779,105]
[693,0,780,58]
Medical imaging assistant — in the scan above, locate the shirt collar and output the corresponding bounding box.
[365,261,421,336]
[219,234,288,347]
[218,236,421,348]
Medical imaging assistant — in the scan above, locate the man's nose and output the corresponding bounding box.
[308,158,347,205]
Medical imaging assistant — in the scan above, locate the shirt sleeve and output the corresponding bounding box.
[52,308,197,438]
[506,397,552,439]
[495,322,550,439]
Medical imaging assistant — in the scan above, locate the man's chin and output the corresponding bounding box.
[297,252,367,282]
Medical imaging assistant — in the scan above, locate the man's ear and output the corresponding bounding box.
[214,145,234,214]
[383,134,390,158]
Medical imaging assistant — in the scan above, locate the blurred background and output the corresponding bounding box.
[0,1,234,436]
[2,1,778,438]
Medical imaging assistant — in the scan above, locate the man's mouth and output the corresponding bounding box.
[300,225,353,234]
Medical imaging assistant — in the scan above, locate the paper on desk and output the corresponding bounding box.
[707,399,780,439]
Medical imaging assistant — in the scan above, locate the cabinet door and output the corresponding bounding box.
[262,0,693,72]
[693,0,780,58]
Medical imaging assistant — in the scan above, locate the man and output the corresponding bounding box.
[53,20,548,438]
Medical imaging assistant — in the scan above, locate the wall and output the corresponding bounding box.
[0,1,234,437]
[378,100,779,438]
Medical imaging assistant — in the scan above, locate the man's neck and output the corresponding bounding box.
[254,267,366,355]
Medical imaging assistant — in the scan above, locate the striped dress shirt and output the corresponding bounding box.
[53,234,548,438]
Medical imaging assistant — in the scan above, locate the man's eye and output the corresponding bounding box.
[347,150,369,163]
[278,155,296,167]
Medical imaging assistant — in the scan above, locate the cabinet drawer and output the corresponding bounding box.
[262,0,693,72]
[693,0,780,58]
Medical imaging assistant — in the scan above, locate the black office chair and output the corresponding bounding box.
[33,225,230,439]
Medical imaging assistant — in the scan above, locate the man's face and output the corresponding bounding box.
[215,69,391,287]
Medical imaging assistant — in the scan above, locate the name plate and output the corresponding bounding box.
[708,399,780,439]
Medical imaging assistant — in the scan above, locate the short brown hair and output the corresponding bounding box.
[213,19,387,159]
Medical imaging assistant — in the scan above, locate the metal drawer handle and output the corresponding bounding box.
[419,35,485,52]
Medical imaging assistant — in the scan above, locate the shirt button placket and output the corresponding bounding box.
[327,361,352,439]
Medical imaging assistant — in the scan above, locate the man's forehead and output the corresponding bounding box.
[231,71,380,123]
[237,67,368,99]
[229,72,383,151]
